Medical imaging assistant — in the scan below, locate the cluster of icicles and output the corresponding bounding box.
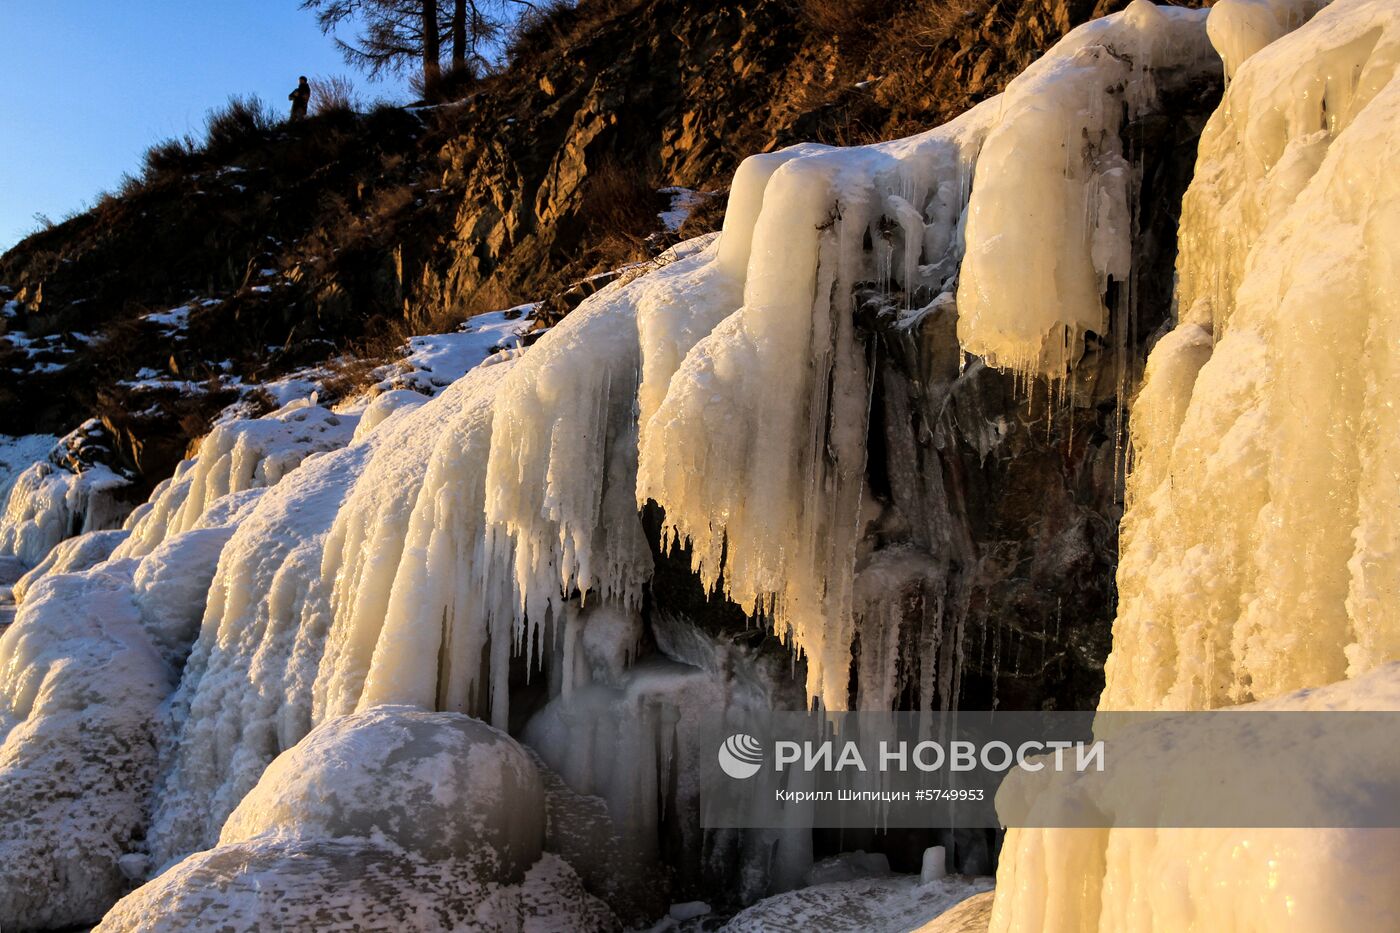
[0,0,1224,869]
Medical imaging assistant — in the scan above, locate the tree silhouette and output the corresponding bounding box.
[300,0,536,93]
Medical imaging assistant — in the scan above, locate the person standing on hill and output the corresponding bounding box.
[288,76,311,121]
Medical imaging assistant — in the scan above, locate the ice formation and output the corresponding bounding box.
[114,399,354,561]
[0,568,169,928]
[1105,0,1396,711]
[990,1,1400,930]
[317,361,512,722]
[956,1,1213,377]
[5,0,1398,927]
[0,459,130,566]
[639,1,1215,709]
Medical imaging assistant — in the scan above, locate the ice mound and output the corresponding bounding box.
[350,387,426,442]
[12,526,128,601]
[96,839,612,933]
[721,872,992,933]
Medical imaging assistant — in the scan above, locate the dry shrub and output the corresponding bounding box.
[317,315,411,402]
[412,62,481,103]
[142,135,201,180]
[792,0,888,46]
[310,75,359,116]
[893,0,998,53]
[204,95,276,157]
[366,184,417,226]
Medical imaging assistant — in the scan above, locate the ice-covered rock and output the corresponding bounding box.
[221,706,545,876]
[0,568,168,929]
[913,890,995,932]
[94,839,614,933]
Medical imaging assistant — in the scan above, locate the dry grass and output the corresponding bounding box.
[316,315,413,402]
[791,0,888,47]
[504,0,649,67]
[581,158,663,269]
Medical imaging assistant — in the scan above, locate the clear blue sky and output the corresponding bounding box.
[0,3,409,252]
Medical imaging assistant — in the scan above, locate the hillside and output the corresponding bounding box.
[2,0,1140,492]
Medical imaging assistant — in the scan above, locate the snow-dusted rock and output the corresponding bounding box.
[96,707,604,933]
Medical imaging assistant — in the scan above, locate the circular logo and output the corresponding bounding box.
[718,733,764,779]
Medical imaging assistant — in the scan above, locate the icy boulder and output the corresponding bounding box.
[721,873,992,933]
[97,707,605,933]
[220,705,545,878]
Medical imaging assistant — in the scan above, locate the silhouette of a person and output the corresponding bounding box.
[289,76,310,121]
